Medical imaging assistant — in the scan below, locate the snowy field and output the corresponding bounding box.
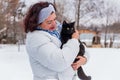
[0,44,120,80]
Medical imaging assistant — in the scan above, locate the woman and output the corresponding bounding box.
[24,1,87,80]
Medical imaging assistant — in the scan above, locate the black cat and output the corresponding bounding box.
[60,21,91,80]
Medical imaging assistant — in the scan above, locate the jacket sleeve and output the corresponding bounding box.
[26,33,80,72]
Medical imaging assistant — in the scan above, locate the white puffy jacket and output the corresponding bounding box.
[26,30,80,80]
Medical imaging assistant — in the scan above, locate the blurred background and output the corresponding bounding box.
[0,0,120,48]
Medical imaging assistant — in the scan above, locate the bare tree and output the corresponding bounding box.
[55,3,64,23]
[75,0,81,29]
[74,0,105,29]
[0,0,19,43]
[52,0,72,23]
[103,2,116,47]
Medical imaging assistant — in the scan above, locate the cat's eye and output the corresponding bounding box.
[67,28,69,30]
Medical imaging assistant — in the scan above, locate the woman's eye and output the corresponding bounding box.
[47,21,52,24]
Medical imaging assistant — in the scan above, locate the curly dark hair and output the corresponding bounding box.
[23,2,56,33]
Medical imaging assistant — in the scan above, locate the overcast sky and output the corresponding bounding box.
[21,0,120,26]
[105,0,120,8]
[21,0,120,7]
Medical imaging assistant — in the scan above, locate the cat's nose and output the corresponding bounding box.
[73,30,75,33]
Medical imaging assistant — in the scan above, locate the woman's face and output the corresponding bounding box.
[39,12,57,31]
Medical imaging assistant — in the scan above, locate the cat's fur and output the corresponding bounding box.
[60,21,91,80]
[60,21,85,60]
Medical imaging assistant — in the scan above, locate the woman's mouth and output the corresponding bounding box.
[49,27,55,30]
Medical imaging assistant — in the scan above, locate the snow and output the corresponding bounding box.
[0,44,120,80]
[82,48,120,80]
[0,45,32,80]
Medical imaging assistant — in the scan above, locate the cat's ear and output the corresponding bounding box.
[63,20,67,24]
[71,21,75,26]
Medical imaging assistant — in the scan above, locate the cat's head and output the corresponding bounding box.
[62,20,75,34]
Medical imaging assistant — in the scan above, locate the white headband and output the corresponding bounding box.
[38,4,55,24]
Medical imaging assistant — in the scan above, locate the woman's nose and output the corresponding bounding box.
[52,20,56,26]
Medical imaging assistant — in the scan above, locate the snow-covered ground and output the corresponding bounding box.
[0,44,120,80]
[0,45,32,80]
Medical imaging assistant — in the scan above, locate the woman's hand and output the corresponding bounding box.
[72,30,79,39]
[71,56,87,70]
